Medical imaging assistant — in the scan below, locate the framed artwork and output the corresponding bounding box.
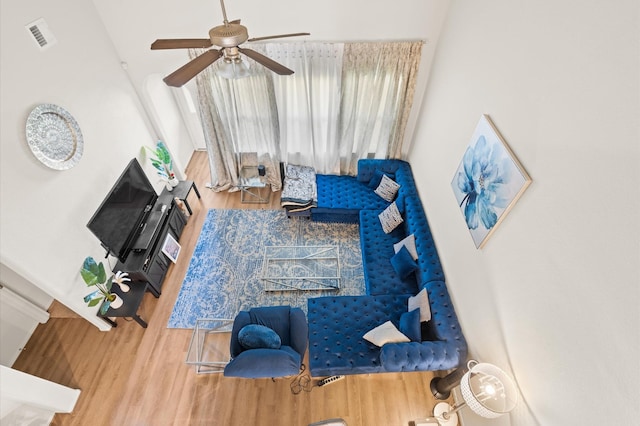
[451,115,531,248]
[161,233,181,263]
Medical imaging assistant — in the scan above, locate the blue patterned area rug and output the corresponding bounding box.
[167,209,365,328]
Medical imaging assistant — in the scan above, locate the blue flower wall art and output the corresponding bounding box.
[451,115,531,248]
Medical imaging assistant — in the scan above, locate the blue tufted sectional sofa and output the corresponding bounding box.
[306,159,468,376]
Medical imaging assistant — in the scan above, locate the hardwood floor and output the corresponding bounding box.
[12,151,450,426]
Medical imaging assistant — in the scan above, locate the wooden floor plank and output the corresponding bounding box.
[12,151,451,426]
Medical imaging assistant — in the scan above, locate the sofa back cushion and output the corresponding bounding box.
[356,159,405,182]
[402,195,445,286]
[393,164,418,196]
[357,159,418,197]
[423,280,466,347]
[249,306,291,346]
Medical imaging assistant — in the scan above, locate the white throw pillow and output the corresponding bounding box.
[393,234,418,261]
[378,202,404,234]
[374,174,401,202]
[363,321,410,347]
[408,288,431,322]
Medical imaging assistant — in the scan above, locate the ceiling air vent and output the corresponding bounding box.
[25,18,57,51]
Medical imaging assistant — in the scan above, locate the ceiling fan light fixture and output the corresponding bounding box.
[218,56,251,79]
[150,0,308,86]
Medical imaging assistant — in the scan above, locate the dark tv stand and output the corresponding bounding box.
[132,210,164,251]
[115,183,191,297]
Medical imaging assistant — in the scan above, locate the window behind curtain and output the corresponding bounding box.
[191,41,423,187]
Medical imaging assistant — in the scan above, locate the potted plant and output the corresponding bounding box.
[144,141,178,189]
[81,256,130,315]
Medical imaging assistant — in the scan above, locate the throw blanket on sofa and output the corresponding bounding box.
[281,164,317,213]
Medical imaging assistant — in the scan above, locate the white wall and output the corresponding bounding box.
[0,0,160,330]
[142,74,196,175]
[409,0,639,425]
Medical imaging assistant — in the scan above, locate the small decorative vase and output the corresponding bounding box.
[169,177,179,187]
[109,294,123,309]
[165,181,174,192]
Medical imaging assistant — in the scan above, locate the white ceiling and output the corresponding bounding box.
[91,0,450,87]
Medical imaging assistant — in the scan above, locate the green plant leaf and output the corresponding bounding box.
[84,290,102,303]
[99,299,111,315]
[156,141,170,161]
[96,262,106,284]
[88,298,102,307]
[81,257,99,285]
[81,256,108,289]
[145,142,172,180]
[156,141,172,171]
[150,160,168,178]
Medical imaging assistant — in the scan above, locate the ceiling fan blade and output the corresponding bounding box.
[247,32,310,43]
[238,47,294,75]
[151,39,213,50]
[163,49,222,87]
[229,19,241,24]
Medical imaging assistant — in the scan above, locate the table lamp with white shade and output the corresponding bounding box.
[432,360,519,426]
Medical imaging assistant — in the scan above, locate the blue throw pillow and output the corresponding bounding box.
[399,309,421,342]
[238,324,281,350]
[390,245,418,278]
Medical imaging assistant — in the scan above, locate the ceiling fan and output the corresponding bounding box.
[151,0,310,87]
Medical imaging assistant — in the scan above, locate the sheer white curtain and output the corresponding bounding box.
[339,42,423,174]
[192,41,422,186]
[190,48,282,191]
[265,43,344,174]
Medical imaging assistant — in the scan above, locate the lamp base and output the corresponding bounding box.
[433,402,458,426]
[430,377,451,400]
[430,363,470,400]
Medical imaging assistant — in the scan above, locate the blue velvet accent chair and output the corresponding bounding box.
[223,306,308,378]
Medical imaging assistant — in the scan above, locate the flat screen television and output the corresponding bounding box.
[87,158,158,263]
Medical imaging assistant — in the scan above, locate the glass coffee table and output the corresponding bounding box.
[261,245,341,291]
